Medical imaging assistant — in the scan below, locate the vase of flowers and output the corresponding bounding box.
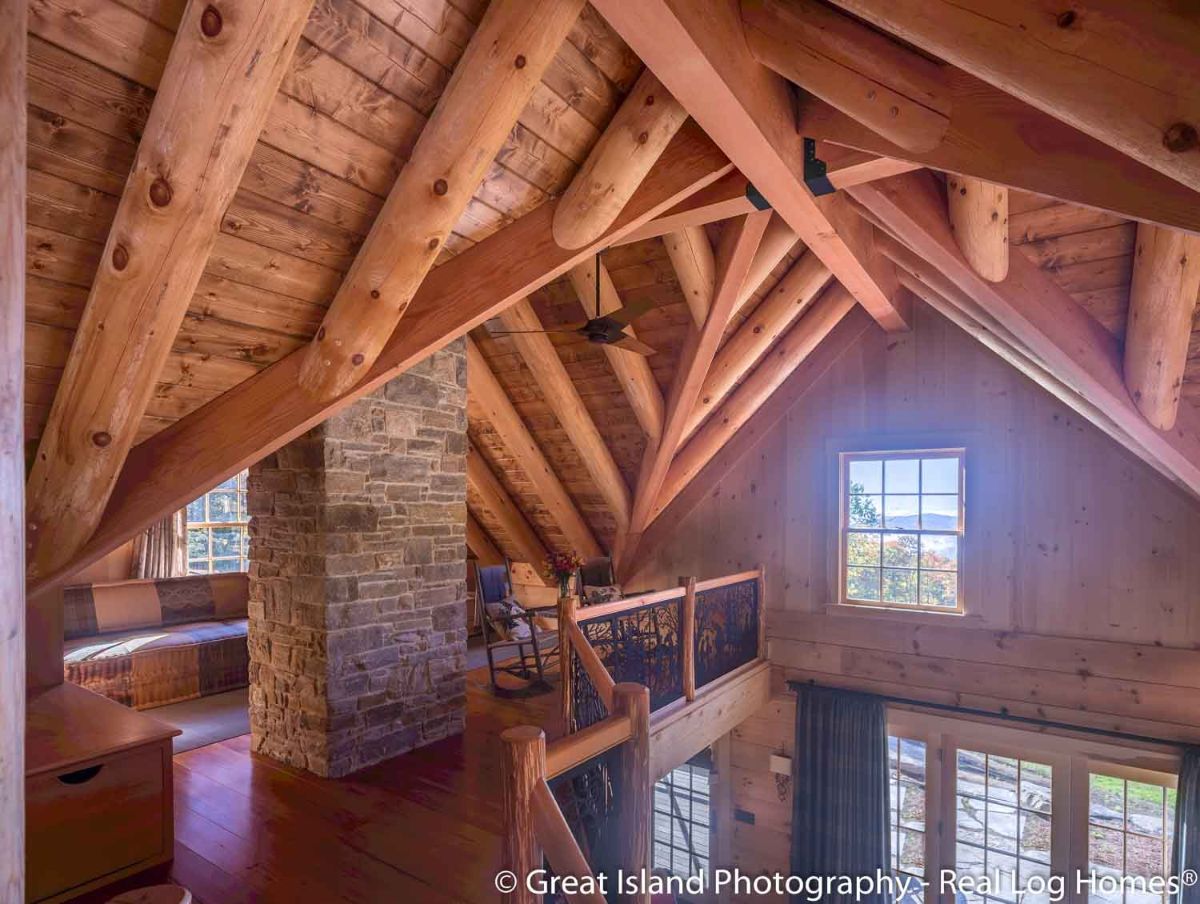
[545,551,584,599]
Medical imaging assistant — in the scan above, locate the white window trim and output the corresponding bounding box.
[887,709,1180,904]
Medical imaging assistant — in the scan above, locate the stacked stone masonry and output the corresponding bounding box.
[248,339,469,777]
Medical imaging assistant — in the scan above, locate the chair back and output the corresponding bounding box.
[578,557,615,591]
[474,560,513,643]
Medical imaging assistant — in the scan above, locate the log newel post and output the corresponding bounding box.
[501,725,547,904]
[681,576,697,702]
[612,682,651,904]
[559,593,577,730]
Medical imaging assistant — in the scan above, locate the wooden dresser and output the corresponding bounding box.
[25,683,180,903]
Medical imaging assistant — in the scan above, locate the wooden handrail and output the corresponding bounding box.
[566,618,616,709]
[575,566,764,623]
[546,713,633,778]
[695,567,763,593]
[531,781,608,904]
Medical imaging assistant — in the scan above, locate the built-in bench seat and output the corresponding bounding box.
[62,573,249,710]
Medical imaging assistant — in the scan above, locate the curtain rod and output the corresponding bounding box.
[787,679,1190,751]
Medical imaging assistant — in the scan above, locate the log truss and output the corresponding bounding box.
[21,0,1200,591]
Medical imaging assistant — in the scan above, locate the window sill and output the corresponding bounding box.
[824,603,985,626]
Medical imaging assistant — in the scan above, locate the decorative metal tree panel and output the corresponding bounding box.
[578,596,684,713]
[694,578,759,688]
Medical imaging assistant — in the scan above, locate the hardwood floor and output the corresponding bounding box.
[73,667,562,903]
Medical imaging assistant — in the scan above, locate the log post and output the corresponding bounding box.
[756,565,767,660]
[612,683,651,903]
[501,725,547,904]
[947,175,1009,282]
[0,0,25,896]
[559,593,577,730]
[681,577,697,701]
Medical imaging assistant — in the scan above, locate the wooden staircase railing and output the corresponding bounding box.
[500,567,766,902]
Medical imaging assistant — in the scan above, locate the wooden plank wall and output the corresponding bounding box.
[1,0,24,892]
[629,298,1200,894]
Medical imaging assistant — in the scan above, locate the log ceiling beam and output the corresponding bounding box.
[467,445,551,578]
[566,260,665,445]
[466,511,504,567]
[466,336,602,558]
[741,0,951,153]
[732,215,801,319]
[1123,225,1200,431]
[24,0,314,584]
[553,69,690,249]
[657,283,860,523]
[794,6,1200,236]
[592,0,910,332]
[297,0,585,401]
[685,251,833,441]
[851,170,1200,499]
[663,228,717,328]
[946,175,1009,283]
[497,300,633,534]
[827,0,1200,197]
[628,304,876,580]
[30,122,732,597]
[619,210,773,578]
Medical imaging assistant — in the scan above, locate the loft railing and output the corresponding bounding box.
[499,568,766,903]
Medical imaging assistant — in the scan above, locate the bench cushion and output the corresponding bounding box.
[64,618,249,710]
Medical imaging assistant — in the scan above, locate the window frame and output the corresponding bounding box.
[186,471,250,575]
[838,448,966,615]
[653,756,713,881]
[885,709,1180,904]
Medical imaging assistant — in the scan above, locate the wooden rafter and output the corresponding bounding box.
[946,175,1009,283]
[593,0,909,332]
[30,122,732,596]
[742,0,951,153]
[827,0,1200,196]
[553,69,690,249]
[497,299,633,533]
[731,216,801,319]
[467,445,550,577]
[791,4,1200,235]
[466,336,602,558]
[619,210,773,577]
[663,228,716,327]
[297,0,586,401]
[656,284,860,522]
[685,251,833,440]
[566,260,665,444]
[466,512,504,567]
[24,0,314,583]
[629,305,876,580]
[1123,225,1200,431]
[852,171,1200,498]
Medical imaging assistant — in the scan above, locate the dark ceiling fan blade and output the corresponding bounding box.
[604,296,654,327]
[609,332,657,356]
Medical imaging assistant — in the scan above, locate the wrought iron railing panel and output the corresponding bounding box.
[548,745,622,902]
[570,647,609,732]
[694,578,759,689]
[579,596,683,713]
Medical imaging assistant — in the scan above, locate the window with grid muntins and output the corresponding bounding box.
[842,450,964,611]
[955,749,1053,903]
[652,762,711,879]
[1087,772,1177,903]
[186,471,249,574]
[889,736,927,902]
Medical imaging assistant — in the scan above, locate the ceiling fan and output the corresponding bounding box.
[490,252,658,356]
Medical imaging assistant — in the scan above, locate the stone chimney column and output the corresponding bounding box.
[247,339,468,777]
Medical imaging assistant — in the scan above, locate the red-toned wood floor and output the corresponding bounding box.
[75,667,562,904]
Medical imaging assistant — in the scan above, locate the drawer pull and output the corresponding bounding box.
[57,765,104,785]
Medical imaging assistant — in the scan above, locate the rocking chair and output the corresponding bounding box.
[474,559,554,697]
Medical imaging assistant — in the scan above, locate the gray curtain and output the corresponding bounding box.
[129,509,187,579]
[791,683,891,904]
[1173,748,1200,904]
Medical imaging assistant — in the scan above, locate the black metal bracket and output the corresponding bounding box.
[803,137,836,196]
[744,182,772,211]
